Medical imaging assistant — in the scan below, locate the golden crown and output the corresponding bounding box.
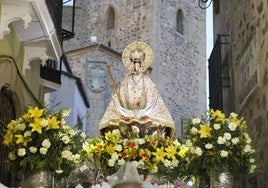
[131,50,143,61]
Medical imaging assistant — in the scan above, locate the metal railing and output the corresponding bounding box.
[46,0,76,43]
[42,0,77,86]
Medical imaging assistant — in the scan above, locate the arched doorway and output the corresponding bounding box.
[0,86,17,186]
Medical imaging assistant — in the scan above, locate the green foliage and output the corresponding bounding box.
[183,109,258,180]
[2,106,87,180]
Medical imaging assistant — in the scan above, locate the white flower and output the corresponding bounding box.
[73,154,81,163]
[68,129,75,137]
[118,158,125,166]
[132,126,140,134]
[190,147,196,154]
[29,146,37,153]
[205,143,213,149]
[40,118,48,127]
[8,152,16,160]
[220,150,228,157]
[185,139,193,147]
[231,137,239,145]
[190,127,198,134]
[115,144,122,151]
[213,123,221,130]
[244,133,252,143]
[42,139,51,148]
[62,150,73,161]
[243,144,252,153]
[164,159,172,168]
[249,158,255,163]
[62,109,71,117]
[228,122,238,131]
[108,159,115,167]
[217,136,226,144]
[82,142,89,150]
[192,118,201,124]
[195,147,203,156]
[249,164,256,173]
[55,169,63,174]
[62,135,70,144]
[112,129,121,136]
[230,112,238,118]
[61,119,67,125]
[24,130,32,137]
[40,147,48,155]
[15,123,26,131]
[80,132,87,139]
[111,153,119,161]
[92,184,102,188]
[137,138,145,145]
[246,137,252,144]
[171,159,179,167]
[18,148,26,157]
[223,132,232,140]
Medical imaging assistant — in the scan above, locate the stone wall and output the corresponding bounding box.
[66,44,124,137]
[153,1,206,127]
[63,0,206,137]
[213,0,268,187]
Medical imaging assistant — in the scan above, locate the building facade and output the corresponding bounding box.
[63,0,207,137]
[210,0,268,187]
[0,0,62,186]
[0,0,89,186]
[48,58,90,133]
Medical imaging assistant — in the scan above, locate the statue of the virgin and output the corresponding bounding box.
[99,41,175,137]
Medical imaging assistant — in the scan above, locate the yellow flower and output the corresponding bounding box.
[139,148,151,160]
[178,145,189,158]
[105,131,121,143]
[210,109,225,122]
[152,147,166,163]
[106,144,116,155]
[3,130,13,145]
[124,148,138,159]
[83,143,96,158]
[96,141,105,151]
[28,107,44,118]
[15,135,26,145]
[29,119,43,134]
[7,120,17,130]
[198,124,212,138]
[47,116,60,129]
[165,146,177,160]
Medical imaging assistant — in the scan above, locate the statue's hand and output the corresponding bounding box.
[112,96,135,118]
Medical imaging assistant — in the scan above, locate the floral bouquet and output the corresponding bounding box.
[2,106,87,180]
[81,126,190,184]
[183,109,257,180]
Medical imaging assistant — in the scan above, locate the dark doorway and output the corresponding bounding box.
[0,87,17,187]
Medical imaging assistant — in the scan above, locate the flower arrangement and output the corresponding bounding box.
[183,109,257,179]
[2,106,87,180]
[81,126,190,183]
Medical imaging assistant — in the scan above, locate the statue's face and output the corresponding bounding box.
[133,60,141,72]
